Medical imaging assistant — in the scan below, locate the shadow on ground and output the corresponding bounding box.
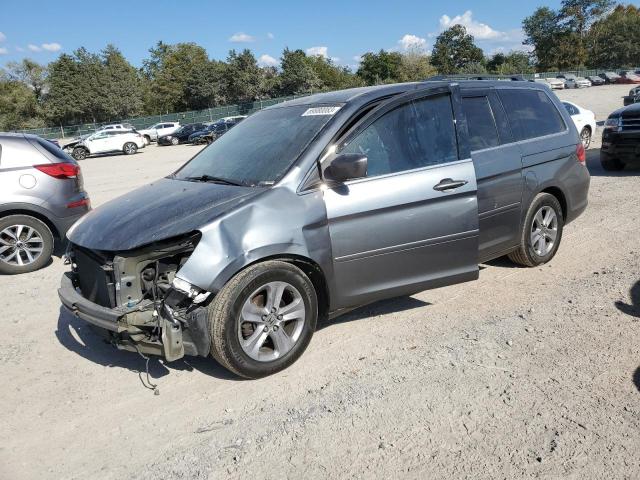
[319,295,431,330]
[633,367,640,393]
[615,280,640,319]
[586,148,640,177]
[55,307,239,381]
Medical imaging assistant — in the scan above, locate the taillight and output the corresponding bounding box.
[34,162,80,179]
[576,143,586,165]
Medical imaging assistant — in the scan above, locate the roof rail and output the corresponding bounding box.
[425,74,532,82]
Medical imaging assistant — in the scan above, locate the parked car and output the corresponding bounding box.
[188,117,246,145]
[587,75,605,86]
[545,77,565,89]
[0,133,90,274]
[618,72,640,84]
[557,74,576,88]
[63,130,145,161]
[601,102,640,170]
[59,80,590,378]
[138,122,181,143]
[198,117,246,145]
[563,101,597,148]
[623,86,640,106]
[157,123,207,146]
[599,72,621,84]
[96,123,135,133]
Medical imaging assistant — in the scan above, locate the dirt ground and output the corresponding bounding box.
[1,84,639,480]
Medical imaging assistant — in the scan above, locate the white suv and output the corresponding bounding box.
[64,130,145,160]
[138,122,181,143]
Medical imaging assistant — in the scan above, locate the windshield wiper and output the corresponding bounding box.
[183,174,243,186]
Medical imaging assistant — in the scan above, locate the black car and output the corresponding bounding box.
[157,123,207,146]
[189,117,245,145]
[624,86,640,106]
[601,103,640,170]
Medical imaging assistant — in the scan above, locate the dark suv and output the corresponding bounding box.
[601,103,640,170]
[59,80,590,378]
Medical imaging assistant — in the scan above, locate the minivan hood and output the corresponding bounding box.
[67,177,265,251]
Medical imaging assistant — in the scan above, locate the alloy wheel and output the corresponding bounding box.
[530,206,558,256]
[237,281,306,362]
[581,128,591,149]
[0,225,44,267]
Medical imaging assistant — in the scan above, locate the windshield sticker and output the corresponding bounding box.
[302,106,341,116]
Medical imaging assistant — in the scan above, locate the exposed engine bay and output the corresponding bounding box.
[66,233,210,361]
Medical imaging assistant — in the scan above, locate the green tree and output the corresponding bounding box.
[559,0,614,37]
[431,25,485,74]
[223,49,263,104]
[487,51,534,74]
[279,48,321,94]
[5,59,48,101]
[586,4,640,68]
[356,50,403,84]
[398,48,437,81]
[101,45,143,119]
[305,54,362,91]
[0,71,42,130]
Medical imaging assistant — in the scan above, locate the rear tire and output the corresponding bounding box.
[171,137,179,145]
[123,142,137,155]
[143,135,151,144]
[580,127,592,149]
[207,260,317,379]
[508,193,564,267]
[600,153,624,171]
[0,215,54,275]
[72,147,88,161]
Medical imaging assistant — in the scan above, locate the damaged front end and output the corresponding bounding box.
[58,233,211,361]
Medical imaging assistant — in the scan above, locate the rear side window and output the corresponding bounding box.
[498,89,566,141]
[32,137,72,161]
[461,96,500,151]
[563,102,579,116]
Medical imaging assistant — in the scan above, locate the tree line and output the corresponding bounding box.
[1,1,639,131]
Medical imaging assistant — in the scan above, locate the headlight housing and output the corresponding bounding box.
[604,117,621,129]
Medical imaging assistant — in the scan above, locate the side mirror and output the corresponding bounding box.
[323,153,368,183]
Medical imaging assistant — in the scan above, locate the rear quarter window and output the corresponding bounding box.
[498,89,566,141]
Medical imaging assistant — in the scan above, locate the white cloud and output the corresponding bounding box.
[267,32,274,40]
[28,44,42,52]
[306,46,328,58]
[398,34,427,51]
[16,46,24,52]
[0,47,8,55]
[0,32,6,42]
[439,10,502,40]
[258,54,278,67]
[42,42,62,52]
[228,32,255,43]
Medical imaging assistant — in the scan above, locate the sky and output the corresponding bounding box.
[0,0,608,69]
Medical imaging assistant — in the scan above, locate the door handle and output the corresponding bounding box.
[433,178,468,191]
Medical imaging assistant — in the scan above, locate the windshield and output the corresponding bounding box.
[173,105,335,186]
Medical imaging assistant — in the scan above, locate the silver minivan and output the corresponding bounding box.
[59,80,590,378]
[0,133,90,274]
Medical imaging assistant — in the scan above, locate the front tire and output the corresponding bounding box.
[508,193,564,267]
[0,215,54,275]
[207,260,318,379]
[72,147,88,161]
[123,142,137,155]
[171,137,179,145]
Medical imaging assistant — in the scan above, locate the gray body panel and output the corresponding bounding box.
[0,133,89,239]
[65,80,590,315]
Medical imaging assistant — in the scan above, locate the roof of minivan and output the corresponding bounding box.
[268,79,546,110]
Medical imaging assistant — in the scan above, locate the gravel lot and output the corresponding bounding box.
[1,84,639,479]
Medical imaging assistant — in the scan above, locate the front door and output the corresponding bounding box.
[87,132,110,153]
[323,88,480,310]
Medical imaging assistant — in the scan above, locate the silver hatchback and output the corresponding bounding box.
[0,133,90,274]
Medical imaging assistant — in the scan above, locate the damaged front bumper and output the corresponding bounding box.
[58,237,212,362]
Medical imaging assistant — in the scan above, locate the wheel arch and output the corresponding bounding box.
[209,253,330,323]
[0,207,59,239]
[540,186,567,221]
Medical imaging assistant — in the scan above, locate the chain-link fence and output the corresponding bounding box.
[16,94,310,140]
[15,67,639,140]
